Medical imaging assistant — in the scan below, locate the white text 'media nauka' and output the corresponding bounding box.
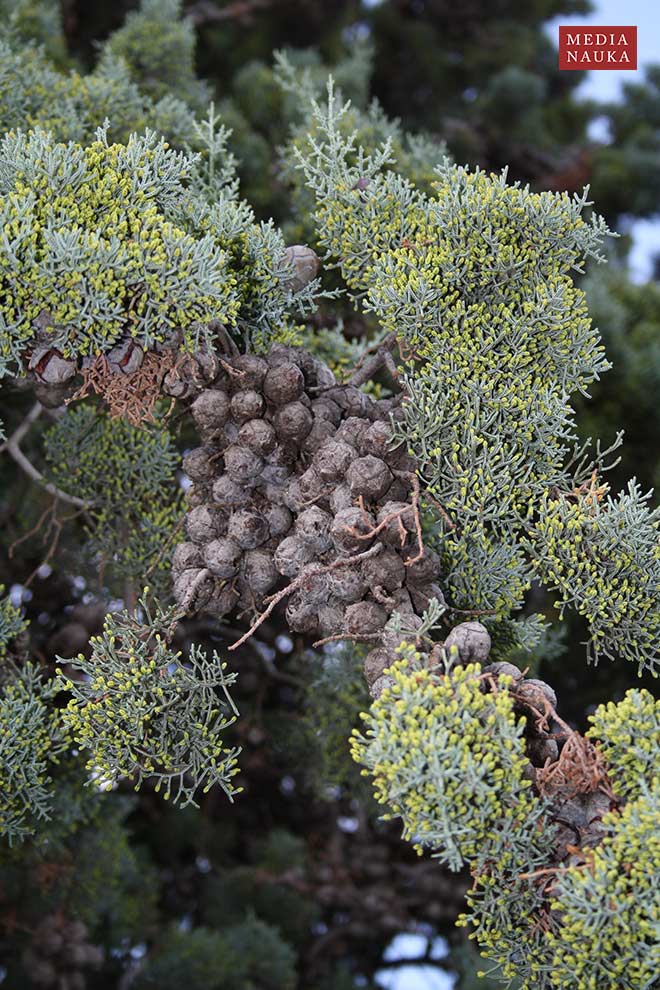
[564,32,633,65]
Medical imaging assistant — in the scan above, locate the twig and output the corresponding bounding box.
[394,471,425,565]
[348,332,400,388]
[313,631,383,648]
[1,402,90,508]
[186,0,272,26]
[228,544,382,651]
[0,402,43,453]
[346,473,425,566]
[144,515,186,579]
[425,493,455,531]
[180,567,213,612]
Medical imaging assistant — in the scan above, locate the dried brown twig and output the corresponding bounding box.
[1,403,90,509]
[70,351,180,427]
[228,544,383,651]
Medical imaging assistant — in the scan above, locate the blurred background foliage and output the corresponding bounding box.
[0,1,658,988]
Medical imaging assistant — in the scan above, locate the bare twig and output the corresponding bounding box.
[228,544,382,651]
[186,0,272,27]
[1,402,90,508]
[312,631,383,648]
[348,332,400,388]
[180,567,213,613]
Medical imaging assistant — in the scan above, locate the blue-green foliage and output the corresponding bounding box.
[102,0,210,111]
[529,482,660,674]
[43,406,183,593]
[0,662,68,844]
[133,917,297,990]
[292,88,660,672]
[0,586,28,659]
[57,598,241,808]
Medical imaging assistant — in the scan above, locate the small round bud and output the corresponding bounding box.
[260,460,291,487]
[274,536,314,577]
[409,581,445,614]
[238,418,277,455]
[284,244,320,292]
[382,614,423,653]
[363,648,394,686]
[185,486,207,508]
[331,507,375,553]
[212,475,251,508]
[162,366,195,398]
[295,505,334,552]
[360,420,394,459]
[309,358,336,390]
[318,604,345,636]
[186,505,227,544]
[329,484,353,515]
[362,547,405,591]
[203,538,242,578]
[301,418,336,456]
[298,465,325,501]
[328,387,372,418]
[265,504,293,538]
[528,736,559,768]
[107,338,144,375]
[484,661,523,682]
[314,439,356,482]
[311,398,342,426]
[344,601,388,635]
[230,353,268,390]
[283,478,305,513]
[172,541,204,574]
[241,549,279,597]
[347,456,392,501]
[263,362,304,405]
[443,621,491,663]
[191,389,230,436]
[286,592,320,634]
[327,567,368,603]
[173,567,214,608]
[406,547,441,583]
[516,678,558,711]
[298,565,331,605]
[335,416,371,449]
[183,447,217,483]
[376,501,415,547]
[29,346,78,385]
[273,401,313,443]
[370,674,395,699]
[205,582,240,617]
[224,445,264,485]
[227,509,269,549]
[231,389,265,423]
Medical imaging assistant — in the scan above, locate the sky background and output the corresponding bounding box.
[546,0,660,281]
[372,2,659,987]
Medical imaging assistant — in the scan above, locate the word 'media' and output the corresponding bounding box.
[558,25,637,70]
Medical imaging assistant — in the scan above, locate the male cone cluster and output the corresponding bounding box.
[172,344,444,659]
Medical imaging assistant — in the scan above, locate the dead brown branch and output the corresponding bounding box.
[69,351,180,427]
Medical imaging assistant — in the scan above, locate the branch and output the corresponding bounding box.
[228,544,382,651]
[348,332,400,388]
[0,403,91,509]
[186,0,272,27]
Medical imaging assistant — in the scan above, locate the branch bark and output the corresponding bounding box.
[0,402,91,509]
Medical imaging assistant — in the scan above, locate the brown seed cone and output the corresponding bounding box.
[175,344,446,656]
[263,362,305,405]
